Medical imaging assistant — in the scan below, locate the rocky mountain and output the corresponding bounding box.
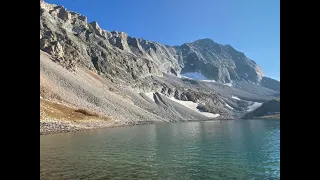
[260,77,280,92]
[176,39,264,83]
[40,1,268,84]
[40,0,280,134]
[242,99,280,119]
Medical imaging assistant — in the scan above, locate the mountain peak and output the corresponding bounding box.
[191,38,217,45]
[40,0,270,84]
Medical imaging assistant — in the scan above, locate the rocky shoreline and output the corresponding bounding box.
[40,119,162,135]
[40,119,126,135]
[40,118,237,135]
[40,114,280,135]
[40,120,85,135]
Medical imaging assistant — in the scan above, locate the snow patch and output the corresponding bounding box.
[225,103,234,110]
[202,79,216,82]
[169,96,220,118]
[144,92,220,118]
[199,112,220,118]
[145,92,155,102]
[179,72,208,80]
[178,72,216,82]
[247,102,263,112]
[231,96,241,100]
[224,83,233,87]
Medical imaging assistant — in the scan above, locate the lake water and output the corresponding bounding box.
[40,120,280,180]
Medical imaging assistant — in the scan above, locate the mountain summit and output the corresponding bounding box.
[40,1,271,85]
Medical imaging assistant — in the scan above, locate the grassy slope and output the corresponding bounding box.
[40,98,112,122]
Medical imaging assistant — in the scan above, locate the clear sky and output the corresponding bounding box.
[45,0,280,81]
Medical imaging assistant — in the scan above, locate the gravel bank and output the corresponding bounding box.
[40,119,162,135]
[40,120,87,135]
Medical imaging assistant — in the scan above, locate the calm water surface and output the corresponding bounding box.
[40,120,280,180]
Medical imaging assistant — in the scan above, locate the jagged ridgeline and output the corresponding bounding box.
[40,0,273,85]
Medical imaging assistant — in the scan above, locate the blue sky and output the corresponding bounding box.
[45,0,280,81]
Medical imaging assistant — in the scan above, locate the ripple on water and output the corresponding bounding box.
[40,120,280,180]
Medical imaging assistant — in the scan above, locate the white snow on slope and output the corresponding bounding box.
[202,79,216,82]
[145,92,155,102]
[178,72,217,82]
[144,92,220,118]
[178,72,236,86]
[225,103,234,110]
[247,102,263,112]
[180,72,208,80]
[200,112,220,118]
[231,96,241,100]
[169,97,220,118]
[224,83,233,87]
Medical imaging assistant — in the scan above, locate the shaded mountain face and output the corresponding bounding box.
[242,99,280,119]
[40,1,268,84]
[260,77,280,92]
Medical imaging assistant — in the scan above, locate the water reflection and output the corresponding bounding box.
[40,120,280,180]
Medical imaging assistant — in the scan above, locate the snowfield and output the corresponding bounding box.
[231,96,241,100]
[145,92,155,102]
[201,79,216,82]
[179,72,208,80]
[178,72,217,82]
[168,97,220,118]
[144,92,220,118]
[178,72,238,86]
[225,103,234,110]
[247,102,263,112]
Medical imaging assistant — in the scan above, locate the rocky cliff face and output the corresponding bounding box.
[176,39,264,83]
[40,1,268,84]
[40,2,167,83]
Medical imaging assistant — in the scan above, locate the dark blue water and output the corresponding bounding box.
[40,120,280,180]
